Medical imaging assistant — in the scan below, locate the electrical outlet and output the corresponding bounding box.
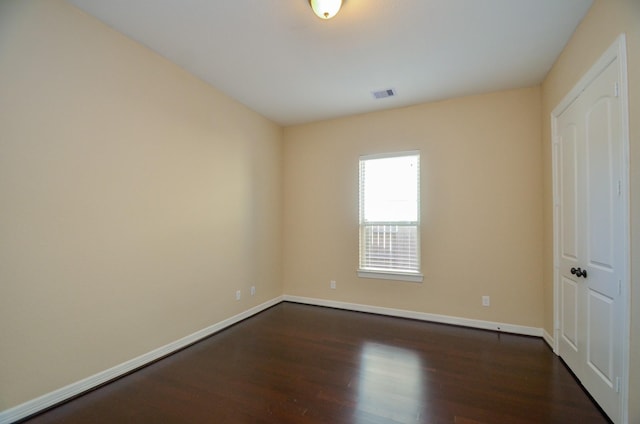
[250,286,256,296]
[236,290,241,301]
[482,296,490,307]
[330,280,336,289]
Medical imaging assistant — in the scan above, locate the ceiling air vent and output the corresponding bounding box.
[372,88,396,99]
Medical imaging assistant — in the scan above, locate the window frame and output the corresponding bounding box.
[358,150,423,283]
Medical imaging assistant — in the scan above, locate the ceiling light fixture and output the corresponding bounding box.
[309,0,342,20]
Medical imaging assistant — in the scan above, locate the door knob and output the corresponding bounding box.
[571,267,587,278]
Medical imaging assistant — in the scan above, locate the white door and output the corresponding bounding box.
[556,55,625,423]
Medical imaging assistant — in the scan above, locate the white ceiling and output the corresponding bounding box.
[67,0,593,126]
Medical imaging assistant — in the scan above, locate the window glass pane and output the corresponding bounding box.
[359,152,420,276]
[362,155,418,222]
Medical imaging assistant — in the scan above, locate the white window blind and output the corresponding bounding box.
[359,151,421,281]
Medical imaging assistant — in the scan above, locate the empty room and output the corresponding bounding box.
[1,1,638,423]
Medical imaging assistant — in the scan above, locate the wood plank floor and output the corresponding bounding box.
[21,302,610,424]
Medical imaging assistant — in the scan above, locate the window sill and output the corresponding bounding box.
[357,270,424,283]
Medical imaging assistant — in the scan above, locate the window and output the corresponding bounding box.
[358,151,422,282]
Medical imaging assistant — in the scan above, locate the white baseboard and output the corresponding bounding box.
[0,296,283,424]
[542,329,555,351]
[283,295,543,337]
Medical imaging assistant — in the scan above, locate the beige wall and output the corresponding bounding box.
[283,87,543,328]
[541,0,640,421]
[0,0,282,410]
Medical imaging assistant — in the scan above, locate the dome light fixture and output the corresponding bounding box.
[309,0,343,20]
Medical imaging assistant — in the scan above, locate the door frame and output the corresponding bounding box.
[551,34,630,423]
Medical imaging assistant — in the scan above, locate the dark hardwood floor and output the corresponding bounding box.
[21,302,610,424]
